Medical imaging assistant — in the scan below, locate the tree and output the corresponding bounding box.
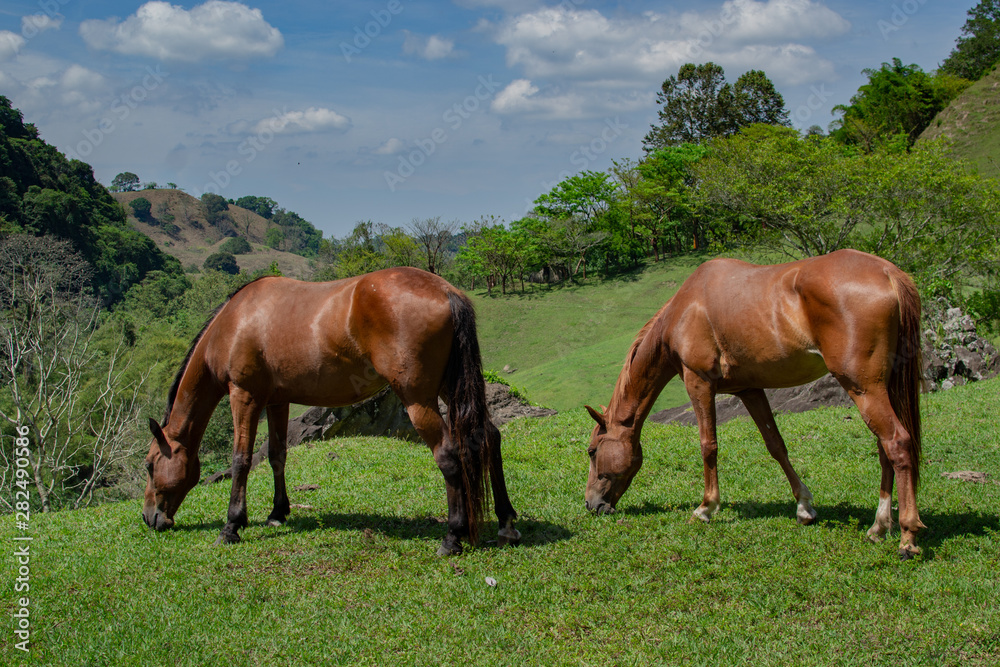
[265,227,284,250]
[831,59,970,150]
[533,172,616,278]
[234,195,277,219]
[627,144,708,256]
[220,236,252,255]
[0,235,149,511]
[110,172,139,192]
[409,217,456,275]
[941,0,1000,81]
[129,197,152,219]
[200,192,229,227]
[694,126,1000,284]
[643,63,789,151]
[203,251,239,275]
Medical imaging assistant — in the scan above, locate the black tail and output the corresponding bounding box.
[444,291,496,545]
[888,269,922,487]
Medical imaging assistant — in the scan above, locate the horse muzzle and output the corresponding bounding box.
[585,499,616,515]
[142,506,175,531]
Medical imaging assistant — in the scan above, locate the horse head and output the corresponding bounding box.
[584,405,643,515]
[142,418,201,531]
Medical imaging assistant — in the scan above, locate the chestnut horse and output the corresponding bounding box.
[585,250,925,558]
[143,267,520,555]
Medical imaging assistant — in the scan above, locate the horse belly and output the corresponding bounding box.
[270,354,389,408]
[719,347,828,391]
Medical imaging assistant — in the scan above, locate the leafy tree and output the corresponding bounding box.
[143,182,157,190]
[203,251,239,275]
[831,59,970,150]
[129,197,152,219]
[377,223,421,268]
[270,208,322,256]
[643,63,788,151]
[533,172,617,278]
[941,1,1000,81]
[200,192,229,227]
[234,195,277,219]
[265,227,284,250]
[220,236,252,255]
[111,172,139,192]
[694,125,1000,285]
[456,218,541,295]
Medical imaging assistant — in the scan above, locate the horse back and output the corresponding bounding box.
[666,250,903,390]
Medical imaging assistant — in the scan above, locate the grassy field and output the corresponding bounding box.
[3,377,998,666]
[471,256,706,412]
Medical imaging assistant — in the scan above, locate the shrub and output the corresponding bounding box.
[129,197,152,219]
[220,236,252,255]
[203,251,239,275]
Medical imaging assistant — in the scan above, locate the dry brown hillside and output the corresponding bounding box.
[114,189,314,279]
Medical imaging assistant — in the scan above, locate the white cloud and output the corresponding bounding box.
[0,31,26,62]
[374,137,406,155]
[402,32,455,60]
[79,1,283,62]
[490,0,850,88]
[21,14,64,35]
[253,107,351,135]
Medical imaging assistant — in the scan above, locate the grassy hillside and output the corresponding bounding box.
[114,189,314,279]
[3,378,998,665]
[471,256,707,412]
[919,65,1000,178]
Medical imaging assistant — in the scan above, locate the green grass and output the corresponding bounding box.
[4,378,999,666]
[472,256,705,411]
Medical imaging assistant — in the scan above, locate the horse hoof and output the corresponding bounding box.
[497,528,522,547]
[214,531,241,546]
[898,545,921,561]
[797,513,817,526]
[265,517,285,528]
[436,544,463,557]
[691,510,711,524]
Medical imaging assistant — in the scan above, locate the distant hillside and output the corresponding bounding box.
[114,189,314,279]
[918,65,1000,178]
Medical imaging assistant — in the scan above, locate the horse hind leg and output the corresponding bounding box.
[737,389,816,525]
[265,403,291,527]
[404,398,468,556]
[842,383,925,558]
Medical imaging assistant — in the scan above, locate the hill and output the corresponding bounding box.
[3,377,998,665]
[470,256,706,412]
[918,65,1000,177]
[114,189,314,279]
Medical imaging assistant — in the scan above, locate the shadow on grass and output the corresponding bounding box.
[618,499,1000,549]
[172,512,573,549]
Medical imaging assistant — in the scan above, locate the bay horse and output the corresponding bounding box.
[584,250,925,559]
[143,267,521,555]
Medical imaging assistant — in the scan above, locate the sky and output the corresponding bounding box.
[0,0,972,238]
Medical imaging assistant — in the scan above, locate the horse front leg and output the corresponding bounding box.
[216,387,263,545]
[685,373,721,522]
[484,420,520,547]
[265,403,291,527]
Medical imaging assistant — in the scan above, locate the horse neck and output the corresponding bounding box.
[164,351,226,455]
[607,311,676,438]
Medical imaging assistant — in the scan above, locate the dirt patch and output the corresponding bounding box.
[486,383,557,425]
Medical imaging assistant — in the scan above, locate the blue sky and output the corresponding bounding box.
[0,0,970,238]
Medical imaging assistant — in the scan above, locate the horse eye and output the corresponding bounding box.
[587,447,596,458]
[145,460,154,474]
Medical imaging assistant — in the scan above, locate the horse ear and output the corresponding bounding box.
[148,418,171,459]
[585,405,606,428]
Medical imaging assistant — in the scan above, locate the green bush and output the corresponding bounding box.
[203,251,239,275]
[129,197,152,219]
[220,236,252,255]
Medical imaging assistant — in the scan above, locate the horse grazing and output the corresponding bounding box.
[143,267,520,555]
[585,250,925,559]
